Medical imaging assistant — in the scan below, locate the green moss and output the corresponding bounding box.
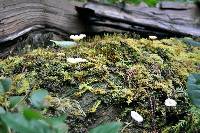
[12,74,30,94]
[0,34,199,132]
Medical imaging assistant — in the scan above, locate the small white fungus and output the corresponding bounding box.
[165,98,177,107]
[70,34,86,41]
[149,36,157,40]
[80,34,86,38]
[67,57,87,64]
[131,111,143,123]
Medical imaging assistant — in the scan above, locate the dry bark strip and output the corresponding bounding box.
[0,0,200,44]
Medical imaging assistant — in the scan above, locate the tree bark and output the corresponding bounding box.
[0,0,85,43]
[76,1,200,37]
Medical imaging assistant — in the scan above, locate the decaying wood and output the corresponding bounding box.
[0,0,200,44]
[76,1,200,37]
[159,1,194,10]
[0,0,85,43]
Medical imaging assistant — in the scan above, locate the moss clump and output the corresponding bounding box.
[0,34,199,132]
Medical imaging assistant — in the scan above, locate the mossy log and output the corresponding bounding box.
[0,0,200,44]
[0,35,200,132]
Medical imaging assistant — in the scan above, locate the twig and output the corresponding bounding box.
[149,95,157,133]
[72,100,86,117]
[121,121,133,133]
[11,87,32,111]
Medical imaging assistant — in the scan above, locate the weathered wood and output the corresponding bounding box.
[77,1,200,37]
[0,0,200,44]
[0,0,85,43]
[159,1,194,10]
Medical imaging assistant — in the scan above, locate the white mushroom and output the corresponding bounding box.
[131,111,143,123]
[165,98,177,107]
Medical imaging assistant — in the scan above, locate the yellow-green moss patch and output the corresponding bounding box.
[0,34,199,132]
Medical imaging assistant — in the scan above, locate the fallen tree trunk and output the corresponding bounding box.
[0,0,85,43]
[76,1,200,37]
[0,0,199,44]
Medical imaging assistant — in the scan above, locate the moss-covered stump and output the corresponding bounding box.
[0,34,200,132]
